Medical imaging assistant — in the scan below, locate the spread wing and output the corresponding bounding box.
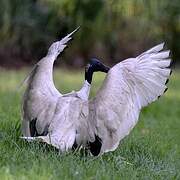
[22,97,86,152]
[89,43,172,154]
[21,26,80,89]
[22,27,80,137]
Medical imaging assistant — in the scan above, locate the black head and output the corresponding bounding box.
[85,58,110,84]
[86,58,110,73]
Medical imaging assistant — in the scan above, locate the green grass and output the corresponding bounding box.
[0,68,179,180]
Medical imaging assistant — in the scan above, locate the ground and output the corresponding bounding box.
[0,69,179,180]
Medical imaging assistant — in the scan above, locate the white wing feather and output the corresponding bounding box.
[90,43,171,154]
[23,97,86,151]
[22,28,79,136]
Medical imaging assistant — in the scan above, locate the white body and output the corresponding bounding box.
[22,43,171,155]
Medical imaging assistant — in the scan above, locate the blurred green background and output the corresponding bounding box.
[0,1,180,179]
[0,0,179,68]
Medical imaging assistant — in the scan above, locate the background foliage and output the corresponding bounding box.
[0,0,179,68]
[0,1,179,179]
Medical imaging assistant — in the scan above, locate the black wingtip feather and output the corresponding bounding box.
[88,135,102,156]
[165,78,169,85]
[169,59,173,68]
[170,70,172,75]
[158,87,169,99]
[30,119,37,137]
[164,87,168,93]
[29,118,48,137]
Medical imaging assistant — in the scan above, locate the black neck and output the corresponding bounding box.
[85,68,93,84]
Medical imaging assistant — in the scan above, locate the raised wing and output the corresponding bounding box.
[22,28,80,137]
[21,26,80,88]
[47,26,80,59]
[89,43,172,154]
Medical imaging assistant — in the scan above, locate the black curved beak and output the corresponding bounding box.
[101,63,110,73]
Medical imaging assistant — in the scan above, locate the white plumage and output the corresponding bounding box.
[22,27,91,138]
[22,42,171,156]
[88,43,171,154]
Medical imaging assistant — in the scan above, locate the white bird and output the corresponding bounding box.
[21,27,109,141]
[22,42,171,156]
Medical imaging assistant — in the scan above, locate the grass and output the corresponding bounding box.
[0,68,179,180]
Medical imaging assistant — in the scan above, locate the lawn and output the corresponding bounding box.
[0,68,179,180]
